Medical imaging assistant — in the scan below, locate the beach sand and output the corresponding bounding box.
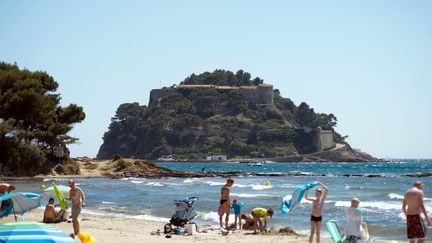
[0,209,331,242]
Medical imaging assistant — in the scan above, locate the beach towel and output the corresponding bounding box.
[325,220,343,243]
[281,182,317,214]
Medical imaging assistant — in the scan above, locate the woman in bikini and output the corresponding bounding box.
[305,181,329,243]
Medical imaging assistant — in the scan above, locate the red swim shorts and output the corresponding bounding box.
[407,214,426,240]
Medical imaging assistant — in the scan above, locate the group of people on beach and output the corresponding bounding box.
[0,179,86,238]
[218,178,430,243]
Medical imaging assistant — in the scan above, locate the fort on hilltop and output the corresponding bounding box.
[150,83,274,110]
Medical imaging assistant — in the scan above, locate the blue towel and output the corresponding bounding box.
[281,182,317,214]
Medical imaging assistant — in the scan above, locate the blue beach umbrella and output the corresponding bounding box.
[0,222,77,243]
[0,192,41,219]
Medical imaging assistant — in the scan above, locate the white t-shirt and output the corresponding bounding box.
[345,206,363,237]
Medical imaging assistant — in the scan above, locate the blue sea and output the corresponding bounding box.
[10,160,432,242]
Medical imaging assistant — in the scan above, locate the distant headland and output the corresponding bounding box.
[97,69,379,162]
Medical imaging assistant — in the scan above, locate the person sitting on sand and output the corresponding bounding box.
[43,197,66,223]
[403,181,431,243]
[240,213,255,230]
[231,198,244,229]
[305,181,329,243]
[345,198,365,243]
[219,178,234,229]
[251,207,273,234]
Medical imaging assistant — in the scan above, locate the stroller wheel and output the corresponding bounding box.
[164,223,173,234]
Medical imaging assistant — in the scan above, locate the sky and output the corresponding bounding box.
[1,1,431,159]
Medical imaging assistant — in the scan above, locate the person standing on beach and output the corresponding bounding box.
[219,178,234,229]
[305,181,329,243]
[231,198,244,229]
[403,181,431,243]
[67,179,86,235]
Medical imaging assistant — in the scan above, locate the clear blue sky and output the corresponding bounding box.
[1,1,431,159]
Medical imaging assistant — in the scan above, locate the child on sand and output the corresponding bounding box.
[305,181,329,243]
[231,198,244,229]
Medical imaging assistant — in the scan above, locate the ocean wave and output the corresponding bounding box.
[231,193,273,198]
[145,182,164,187]
[388,193,432,201]
[205,181,225,186]
[102,201,117,205]
[131,180,145,184]
[183,178,201,184]
[387,193,404,200]
[196,211,235,224]
[251,184,272,190]
[83,209,168,222]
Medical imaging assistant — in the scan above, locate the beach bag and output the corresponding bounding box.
[361,223,370,241]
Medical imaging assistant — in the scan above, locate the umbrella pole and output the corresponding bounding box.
[12,204,17,222]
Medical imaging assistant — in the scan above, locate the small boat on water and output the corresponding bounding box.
[247,161,264,166]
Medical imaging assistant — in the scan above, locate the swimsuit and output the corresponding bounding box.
[407,214,426,240]
[310,215,322,222]
[71,203,82,220]
[220,200,227,205]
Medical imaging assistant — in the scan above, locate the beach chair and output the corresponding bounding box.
[326,220,344,243]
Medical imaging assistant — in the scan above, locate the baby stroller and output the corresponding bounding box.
[164,197,199,234]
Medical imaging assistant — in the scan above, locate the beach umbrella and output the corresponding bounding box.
[0,222,77,243]
[0,192,41,216]
[43,184,69,210]
[43,185,70,197]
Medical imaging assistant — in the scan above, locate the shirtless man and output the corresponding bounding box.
[0,183,16,194]
[43,198,65,223]
[67,179,85,235]
[305,181,329,243]
[403,181,431,243]
[219,178,234,229]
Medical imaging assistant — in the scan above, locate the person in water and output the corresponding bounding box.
[43,197,65,223]
[345,198,365,243]
[305,181,329,243]
[219,178,234,229]
[403,181,431,243]
[231,198,244,229]
[67,179,86,235]
[251,207,273,234]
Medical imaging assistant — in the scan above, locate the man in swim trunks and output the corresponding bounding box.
[219,178,234,229]
[67,179,85,235]
[305,181,329,243]
[251,207,273,234]
[403,181,431,243]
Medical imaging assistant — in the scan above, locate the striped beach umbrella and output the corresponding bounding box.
[0,222,77,243]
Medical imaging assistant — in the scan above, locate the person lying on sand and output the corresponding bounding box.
[251,207,273,234]
[43,197,66,223]
[197,226,229,235]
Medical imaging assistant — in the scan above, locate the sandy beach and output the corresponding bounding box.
[0,209,331,243]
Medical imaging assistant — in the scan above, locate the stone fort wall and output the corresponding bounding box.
[149,84,274,110]
[314,127,335,152]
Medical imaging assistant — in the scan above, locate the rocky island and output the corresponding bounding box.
[97,70,378,162]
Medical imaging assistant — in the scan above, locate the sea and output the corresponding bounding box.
[10,159,432,242]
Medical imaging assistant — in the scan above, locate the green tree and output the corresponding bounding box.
[0,62,85,175]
